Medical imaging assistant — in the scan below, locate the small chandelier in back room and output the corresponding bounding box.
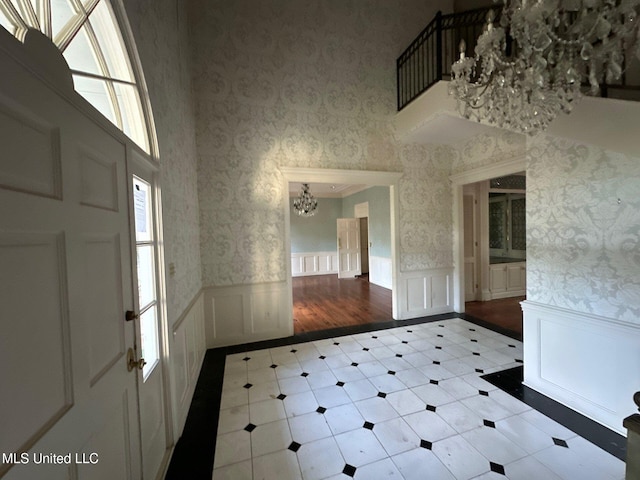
[449,0,640,135]
[293,183,318,217]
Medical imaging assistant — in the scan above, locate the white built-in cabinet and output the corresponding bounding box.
[489,261,526,298]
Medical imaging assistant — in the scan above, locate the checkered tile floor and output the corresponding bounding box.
[212,318,624,479]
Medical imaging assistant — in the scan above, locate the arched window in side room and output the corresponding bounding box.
[0,0,155,155]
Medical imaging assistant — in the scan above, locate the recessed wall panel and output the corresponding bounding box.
[0,231,71,455]
[251,290,280,333]
[212,295,244,337]
[0,100,61,198]
[406,277,427,311]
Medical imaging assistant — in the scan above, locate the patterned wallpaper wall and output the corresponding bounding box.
[188,0,452,286]
[526,135,640,324]
[124,0,203,322]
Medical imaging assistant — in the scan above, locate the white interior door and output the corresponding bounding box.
[0,39,141,479]
[337,218,361,278]
[463,193,478,302]
[130,159,171,479]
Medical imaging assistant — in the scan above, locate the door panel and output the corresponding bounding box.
[0,39,140,479]
[337,218,361,278]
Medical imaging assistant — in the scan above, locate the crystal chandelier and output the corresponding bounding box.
[293,183,318,217]
[449,0,640,134]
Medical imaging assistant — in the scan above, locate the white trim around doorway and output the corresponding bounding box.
[281,167,403,321]
[450,156,527,313]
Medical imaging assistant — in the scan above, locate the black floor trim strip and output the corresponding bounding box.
[482,366,626,461]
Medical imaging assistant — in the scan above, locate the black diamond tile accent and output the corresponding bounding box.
[439,324,445,327]
[277,393,286,400]
[430,379,439,385]
[515,359,524,363]
[553,437,569,448]
[433,360,441,365]
[319,355,326,359]
[316,406,327,414]
[270,364,278,369]
[435,346,442,350]
[351,362,359,367]
[301,372,309,377]
[343,464,357,477]
[242,357,251,361]
[362,347,369,351]
[288,441,301,452]
[290,349,297,353]
[395,353,403,358]
[372,335,378,339]
[333,342,340,345]
[336,381,345,387]
[483,419,496,428]
[426,404,437,412]
[508,344,516,348]
[244,423,256,432]
[387,370,396,375]
[363,421,375,430]
[490,462,506,475]
[401,340,409,344]
[377,392,387,398]
[437,334,444,338]
[243,383,253,389]
[479,390,489,396]
[475,368,484,373]
[469,328,476,331]
[473,352,481,356]
[471,339,478,343]
[420,439,433,449]
[407,330,413,333]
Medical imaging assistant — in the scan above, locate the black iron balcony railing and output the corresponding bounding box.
[397,7,640,111]
[397,7,499,111]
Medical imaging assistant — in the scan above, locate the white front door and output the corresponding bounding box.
[0,40,141,479]
[337,218,361,278]
[129,159,170,479]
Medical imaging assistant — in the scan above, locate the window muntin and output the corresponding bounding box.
[0,0,152,154]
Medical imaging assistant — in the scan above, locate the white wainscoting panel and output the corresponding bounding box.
[397,268,454,320]
[291,251,338,277]
[204,282,293,348]
[369,256,392,290]
[170,291,206,437]
[522,300,640,435]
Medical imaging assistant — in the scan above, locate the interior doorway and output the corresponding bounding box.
[281,167,402,333]
[451,158,527,339]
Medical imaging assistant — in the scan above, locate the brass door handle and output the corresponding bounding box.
[125,310,139,321]
[127,348,146,372]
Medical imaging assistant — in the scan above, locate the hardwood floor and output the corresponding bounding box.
[292,274,524,339]
[465,296,525,339]
[292,274,392,334]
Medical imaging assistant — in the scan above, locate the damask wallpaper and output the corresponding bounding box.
[526,135,640,324]
[187,0,452,286]
[124,0,203,322]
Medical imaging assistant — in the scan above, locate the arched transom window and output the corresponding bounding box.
[0,0,153,154]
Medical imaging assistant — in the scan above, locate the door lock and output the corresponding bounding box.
[127,348,146,372]
[125,310,139,321]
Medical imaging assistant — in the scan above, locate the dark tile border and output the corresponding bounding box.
[482,366,626,461]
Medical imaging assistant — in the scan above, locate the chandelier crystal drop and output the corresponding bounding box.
[449,0,640,135]
[293,183,318,217]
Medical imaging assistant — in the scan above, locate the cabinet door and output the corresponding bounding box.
[507,263,526,291]
[490,265,507,293]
